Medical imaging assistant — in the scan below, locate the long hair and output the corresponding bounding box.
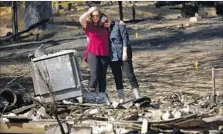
[88,10,103,26]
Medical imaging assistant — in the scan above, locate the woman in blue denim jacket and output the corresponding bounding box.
[102,16,141,103]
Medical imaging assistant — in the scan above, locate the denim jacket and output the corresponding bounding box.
[109,20,130,61]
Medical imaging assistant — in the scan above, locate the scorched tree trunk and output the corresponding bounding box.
[24,1,52,30]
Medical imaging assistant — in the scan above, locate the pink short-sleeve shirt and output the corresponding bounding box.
[84,23,109,56]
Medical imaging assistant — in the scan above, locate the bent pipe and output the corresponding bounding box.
[0,88,17,108]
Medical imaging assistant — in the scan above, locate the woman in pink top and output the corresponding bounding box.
[79,7,110,94]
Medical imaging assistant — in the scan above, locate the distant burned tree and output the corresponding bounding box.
[68,2,72,11]
[86,1,101,7]
[58,1,62,10]
[24,1,52,30]
[118,1,136,21]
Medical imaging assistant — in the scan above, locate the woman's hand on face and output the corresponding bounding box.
[88,7,98,13]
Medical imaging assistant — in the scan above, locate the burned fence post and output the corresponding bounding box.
[132,2,136,21]
[212,67,216,103]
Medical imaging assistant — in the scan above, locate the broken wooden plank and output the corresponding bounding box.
[202,115,223,123]
[47,126,92,134]
[173,118,205,128]
[141,119,148,134]
[12,104,36,114]
[0,122,45,134]
[45,123,73,134]
[0,75,24,89]
[150,114,200,129]
[0,36,86,50]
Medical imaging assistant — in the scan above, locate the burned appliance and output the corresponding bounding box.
[31,50,83,103]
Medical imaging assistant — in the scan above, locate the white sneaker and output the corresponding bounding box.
[119,98,124,104]
[133,88,141,99]
[117,89,125,103]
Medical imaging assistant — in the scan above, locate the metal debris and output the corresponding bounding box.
[1,49,222,133]
[1,76,222,133]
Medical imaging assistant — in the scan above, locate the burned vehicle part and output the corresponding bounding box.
[0,88,17,110]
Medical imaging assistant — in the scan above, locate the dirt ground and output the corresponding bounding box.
[0,2,222,103]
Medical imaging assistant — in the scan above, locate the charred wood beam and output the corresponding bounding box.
[1,18,52,42]
[0,36,86,52]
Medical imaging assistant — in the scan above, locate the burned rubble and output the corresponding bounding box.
[0,77,33,112]
[0,49,223,134]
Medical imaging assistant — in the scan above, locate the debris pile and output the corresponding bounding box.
[1,88,223,133]
[0,76,33,112]
[1,50,222,133]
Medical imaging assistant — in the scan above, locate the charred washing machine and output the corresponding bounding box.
[30,50,83,103]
